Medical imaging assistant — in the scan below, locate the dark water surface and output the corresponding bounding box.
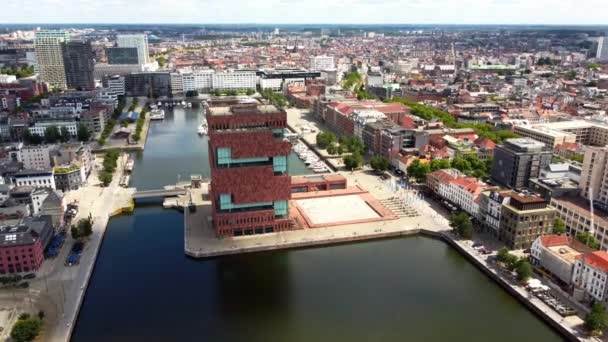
[72,106,563,342]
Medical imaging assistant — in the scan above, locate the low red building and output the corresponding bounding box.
[0,216,53,274]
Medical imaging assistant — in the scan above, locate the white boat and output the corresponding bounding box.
[197,125,208,136]
[125,158,134,172]
[157,101,162,107]
[313,167,327,173]
[187,102,192,107]
[181,100,187,106]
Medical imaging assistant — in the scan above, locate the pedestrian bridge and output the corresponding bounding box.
[132,188,187,199]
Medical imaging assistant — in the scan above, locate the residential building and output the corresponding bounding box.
[62,40,95,90]
[530,234,590,285]
[572,251,608,302]
[442,175,492,220]
[0,215,53,274]
[309,56,334,71]
[116,34,149,65]
[31,188,50,215]
[29,121,78,138]
[35,30,70,89]
[426,168,462,194]
[579,146,608,208]
[513,125,577,149]
[13,169,55,190]
[479,190,512,237]
[517,120,608,147]
[206,103,292,237]
[106,47,139,65]
[80,105,111,134]
[490,138,552,190]
[54,165,85,192]
[499,192,556,249]
[21,145,55,170]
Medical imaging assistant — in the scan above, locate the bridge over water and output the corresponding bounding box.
[132,188,187,199]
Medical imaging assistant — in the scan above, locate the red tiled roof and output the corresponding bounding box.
[578,251,608,272]
[474,137,496,149]
[540,235,570,247]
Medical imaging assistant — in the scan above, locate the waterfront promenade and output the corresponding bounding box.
[39,155,134,342]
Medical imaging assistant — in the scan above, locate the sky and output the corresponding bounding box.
[1,0,608,25]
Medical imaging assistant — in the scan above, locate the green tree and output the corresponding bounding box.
[326,143,337,155]
[77,123,91,142]
[430,158,451,171]
[370,156,390,172]
[70,225,80,240]
[98,171,112,187]
[407,159,430,183]
[343,151,363,171]
[576,232,600,250]
[245,88,255,95]
[552,218,567,234]
[497,247,520,269]
[77,216,94,238]
[515,259,533,282]
[585,303,608,334]
[452,157,472,173]
[156,56,168,67]
[564,71,577,80]
[10,317,42,342]
[59,126,70,142]
[22,130,43,145]
[449,212,473,239]
[44,125,60,143]
[316,131,336,149]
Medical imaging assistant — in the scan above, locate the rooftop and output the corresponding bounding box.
[208,103,283,116]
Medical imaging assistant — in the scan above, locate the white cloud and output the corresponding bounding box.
[0,0,607,24]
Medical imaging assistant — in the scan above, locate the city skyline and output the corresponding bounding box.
[2,0,608,25]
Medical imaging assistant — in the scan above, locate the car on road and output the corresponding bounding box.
[23,273,36,280]
[395,169,404,176]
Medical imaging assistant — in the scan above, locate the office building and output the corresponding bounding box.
[116,34,149,65]
[106,47,139,65]
[551,195,608,251]
[597,36,608,61]
[62,40,95,90]
[499,192,556,249]
[13,169,56,190]
[490,138,552,190]
[125,72,171,97]
[206,103,292,237]
[102,75,125,96]
[309,56,335,71]
[94,63,141,80]
[211,71,256,90]
[35,30,70,89]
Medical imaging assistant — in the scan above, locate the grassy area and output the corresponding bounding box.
[54,165,80,174]
[389,98,519,143]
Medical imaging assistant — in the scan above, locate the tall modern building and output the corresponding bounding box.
[35,30,70,89]
[106,47,139,65]
[490,138,552,190]
[62,41,95,90]
[116,34,149,65]
[597,36,608,61]
[206,103,292,237]
[579,145,608,208]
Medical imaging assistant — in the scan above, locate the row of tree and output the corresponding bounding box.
[210,89,255,96]
[496,248,533,282]
[260,89,288,107]
[132,107,148,142]
[0,65,35,79]
[405,155,493,183]
[99,97,127,146]
[71,215,93,240]
[98,149,120,187]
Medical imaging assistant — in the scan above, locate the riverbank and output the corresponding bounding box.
[43,155,135,342]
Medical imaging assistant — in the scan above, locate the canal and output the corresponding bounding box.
[71,106,564,342]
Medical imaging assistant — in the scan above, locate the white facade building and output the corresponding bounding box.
[572,251,608,302]
[309,56,335,71]
[352,110,386,141]
[29,122,78,138]
[31,188,51,215]
[35,30,70,89]
[13,169,56,190]
[116,34,149,65]
[211,71,256,90]
[0,75,17,83]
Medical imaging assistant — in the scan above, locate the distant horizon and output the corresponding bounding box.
[3,0,607,27]
[2,23,608,27]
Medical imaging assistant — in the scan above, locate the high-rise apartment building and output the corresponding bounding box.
[309,55,335,71]
[35,30,70,89]
[490,138,552,190]
[62,41,95,90]
[579,146,608,207]
[116,34,149,65]
[206,103,292,237]
[597,36,608,61]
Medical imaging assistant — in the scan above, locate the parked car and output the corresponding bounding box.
[395,169,404,176]
[23,273,36,280]
[472,242,483,248]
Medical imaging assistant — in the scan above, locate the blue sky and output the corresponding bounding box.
[1,0,607,25]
